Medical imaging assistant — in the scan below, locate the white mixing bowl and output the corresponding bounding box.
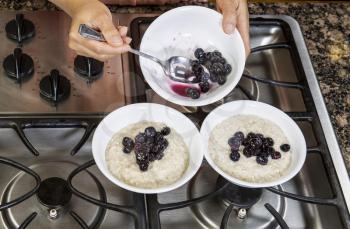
[139,6,246,107]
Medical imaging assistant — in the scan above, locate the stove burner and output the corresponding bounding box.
[3,48,34,82]
[216,176,263,209]
[74,55,104,80]
[5,14,35,43]
[37,177,72,208]
[39,69,70,104]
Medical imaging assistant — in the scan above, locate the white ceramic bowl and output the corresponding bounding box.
[139,6,246,107]
[92,103,204,194]
[200,100,306,188]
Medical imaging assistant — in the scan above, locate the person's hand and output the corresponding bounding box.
[216,0,250,57]
[52,0,131,61]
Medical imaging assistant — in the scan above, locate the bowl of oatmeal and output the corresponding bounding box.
[200,100,306,188]
[92,103,203,194]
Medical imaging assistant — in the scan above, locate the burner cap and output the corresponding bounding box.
[216,176,263,208]
[39,69,70,104]
[3,48,34,82]
[5,13,35,43]
[74,55,104,80]
[37,177,72,208]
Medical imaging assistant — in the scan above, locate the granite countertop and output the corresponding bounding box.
[0,1,349,174]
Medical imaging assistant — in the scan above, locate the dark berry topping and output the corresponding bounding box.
[280,144,290,152]
[139,162,149,171]
[123,146,132,154]
[199,81,210,93]
[212,50,222,57]
[223,63,232,75]
[194,48,205,59]
[266,137,274,146]
[243,147,252,158]
[271,151,281,159]
[186,88,200,99]
[256,156,268,165]
[228,137,241,150]
[209,73,218,82]
[122,137,134,148]
[160,126,171,136]
[234,131,244,141]
[230,150,240,161]
[135,133,146,143]
[267,147,275,156]
[145,127,157,138]
[217,75,227,85]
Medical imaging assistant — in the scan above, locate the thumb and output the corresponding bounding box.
[220,1,238,34]
[99,20,123,47]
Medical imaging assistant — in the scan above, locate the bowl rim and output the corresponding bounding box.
[200,100,307,188]
[139,5,246,107]
[92,103,204,194]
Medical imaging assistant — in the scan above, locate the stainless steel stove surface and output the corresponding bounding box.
[0,12,349,229]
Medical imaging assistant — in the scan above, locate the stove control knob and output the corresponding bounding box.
[2,48,34,82]
[39,69,70,104]
[74,55,104,80]
[5,13,35,43]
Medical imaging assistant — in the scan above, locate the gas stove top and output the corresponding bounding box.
[0,11,350,229]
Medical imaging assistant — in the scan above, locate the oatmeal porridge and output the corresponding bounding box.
[106,121,189,189]
[209,115,292,183]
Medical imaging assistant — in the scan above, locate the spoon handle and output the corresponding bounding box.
[78,24,164,66]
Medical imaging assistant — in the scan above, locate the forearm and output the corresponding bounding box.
[49,0,96,16]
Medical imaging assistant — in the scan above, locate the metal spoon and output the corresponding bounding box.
[78,24,207,84]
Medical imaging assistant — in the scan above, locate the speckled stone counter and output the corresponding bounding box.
[0,1,349,174]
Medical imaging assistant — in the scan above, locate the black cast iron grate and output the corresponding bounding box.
[0,17,349,229]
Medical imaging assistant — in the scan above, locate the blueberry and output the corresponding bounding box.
[256,156,268,165]
[194,48,205,59]
[205,52,212,60]
[198,56,206,64]
[213,50,222,57]
[192,63,204,75]
[267,147,275,156]
[161,126,171,136]
[145,127,157,138]
[151,144,160,153]
[136,152,148,161]
[122,137,134,148]
[149,153,156,162]
[271,151,281,159]
[223,63,232,75]
[242,138,249,146]
[212,63,224,75]
[228,137,241,150]
[256,133,264,140]
[210,56,221,63]
[155,133,164,142]
[134,142,142,151]
[217,75,227,85]
[186,88,200,99]
[230,150,240,161]
[252,148,261,156]
[219,58,226,64]
[123,146,132,154]
[199,81,210,93]
[266,137,274,146]
[247,132,256,140]
[139,162,149,171]
[280,144,290,152]
[249,138,262,149]
[135,133,146,143]
[243,147,252,158]
[156,152,164,160]
[191,59,199,65]
[209,73,218,82]
[234,131,244,141]
[200,72,210,82]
